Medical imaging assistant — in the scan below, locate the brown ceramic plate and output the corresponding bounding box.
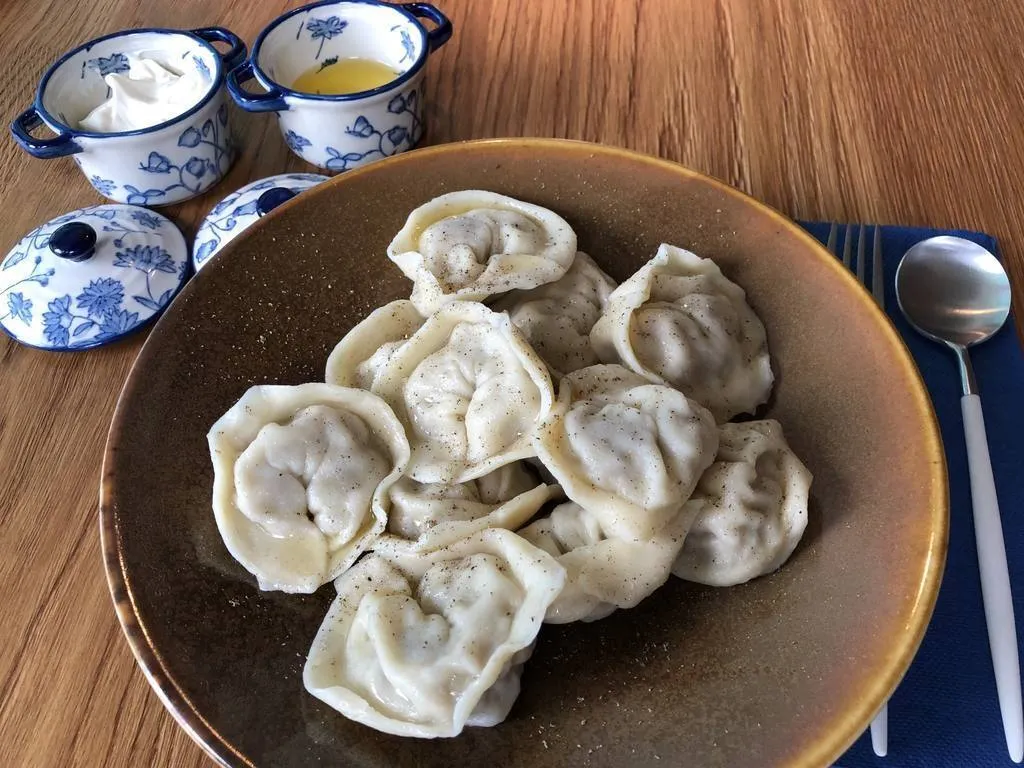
[100,139,947,768]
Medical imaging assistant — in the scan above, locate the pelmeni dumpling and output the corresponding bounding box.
[490,251,617,377]
[325,300,423,389]
[590,243,773,422]
[374,301,555,484]
[303,528,566,738]
[672,420,812,587]
[519,499,697,623]
[534,364,718,540]
[377,462,559,554]
[208,384,409,594]
[388,190,577,314]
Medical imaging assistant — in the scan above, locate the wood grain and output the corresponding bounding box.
[1,1,1022,765]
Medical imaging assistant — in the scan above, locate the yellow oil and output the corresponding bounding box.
[291,57,399,95]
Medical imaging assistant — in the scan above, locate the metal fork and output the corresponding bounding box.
[827,223,888,758]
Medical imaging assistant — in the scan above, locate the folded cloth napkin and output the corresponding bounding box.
[796,223,1024,768]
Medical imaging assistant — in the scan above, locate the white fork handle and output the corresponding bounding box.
[870,703,888,756]
[963,394,1024,763]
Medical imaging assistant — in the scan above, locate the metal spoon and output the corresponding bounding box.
[896,235,1022,763]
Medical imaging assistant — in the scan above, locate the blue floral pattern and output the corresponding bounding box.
[84,53,129,77]
[0,205,185,349]
[127,109,233,203]
[130,211,162,230]
[75,277,124,318]
[192,55,211,81]
[84,98,233,205]
[98,308,139,338]
[42,295,76,347]
[114,245,176,274]
[285,130,312,154]
[114,244,177,311]
[302,16,348,58]
[90,176,117,197]
[7,292,31,325]
[191,174,327,269]
[392,25,416,63]
[82,52,130,98]
[320,90,423,172]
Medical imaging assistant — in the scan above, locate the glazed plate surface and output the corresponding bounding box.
[101,139,947,768]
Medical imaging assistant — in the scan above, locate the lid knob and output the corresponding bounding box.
[49,222,97,262]
[256,187,297,217]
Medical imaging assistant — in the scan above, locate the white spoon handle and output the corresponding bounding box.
[962,393,1023,763]
[870,702,888,756]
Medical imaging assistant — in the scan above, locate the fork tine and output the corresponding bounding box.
[872,226,884,306]
[826,223,838,256]
[856,224,866,283]
[842,224,853,269]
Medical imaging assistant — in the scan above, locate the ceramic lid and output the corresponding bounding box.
[192,173,328,270]
[0,204,187,351]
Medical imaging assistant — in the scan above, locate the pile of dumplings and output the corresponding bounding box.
[207,190,813,739]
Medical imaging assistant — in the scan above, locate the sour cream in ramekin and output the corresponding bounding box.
[79,53,211,133]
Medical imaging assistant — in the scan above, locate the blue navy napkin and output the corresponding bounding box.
[795,223,1024,768]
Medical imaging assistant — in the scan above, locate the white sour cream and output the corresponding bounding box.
[78,53,211,133]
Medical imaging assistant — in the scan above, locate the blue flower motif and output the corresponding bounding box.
[386,126,408,146]
[285,130,312,153]
[42,295,74,347]
[347,116,375,138]
[130,211,162,230]
[394,27,415,63]
[211,194,239,215]
[178,260,190,280]
[193,239,218,265]
[325,146,367,172]
[90,208,117,220]
[96,308,139,340]
[124,185,167,205]
[178,126,202,148]
[7,292,32,325]
[90,176,116,196]
[139,151,172,173]
[387,94,407,114]
[232,200,260,217]
[184,157,207,178]
[3,248,28,270]
[114,245,176,274]
[87,53,129,77]
[306,16,347,57]
[192,55,211,81]
[75,277,124,319]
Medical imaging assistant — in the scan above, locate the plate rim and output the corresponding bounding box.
[99,137,949,768]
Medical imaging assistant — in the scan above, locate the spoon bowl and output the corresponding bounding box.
[896,235,1011,349]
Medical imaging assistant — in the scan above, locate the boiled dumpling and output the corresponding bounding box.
[374,301,555,484]
[464,646,534,727]
[519,499,697,623]
[590,243,773,422]
[325,300,424,389]
[388,190,577,314]
[302,528,566,737]
[671,420,812,586]
[376,461,559,555]
[533,364,718,540]
[208,384,409,593]
[490,251,617,377]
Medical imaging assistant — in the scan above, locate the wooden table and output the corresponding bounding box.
[2,0,1023,765]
